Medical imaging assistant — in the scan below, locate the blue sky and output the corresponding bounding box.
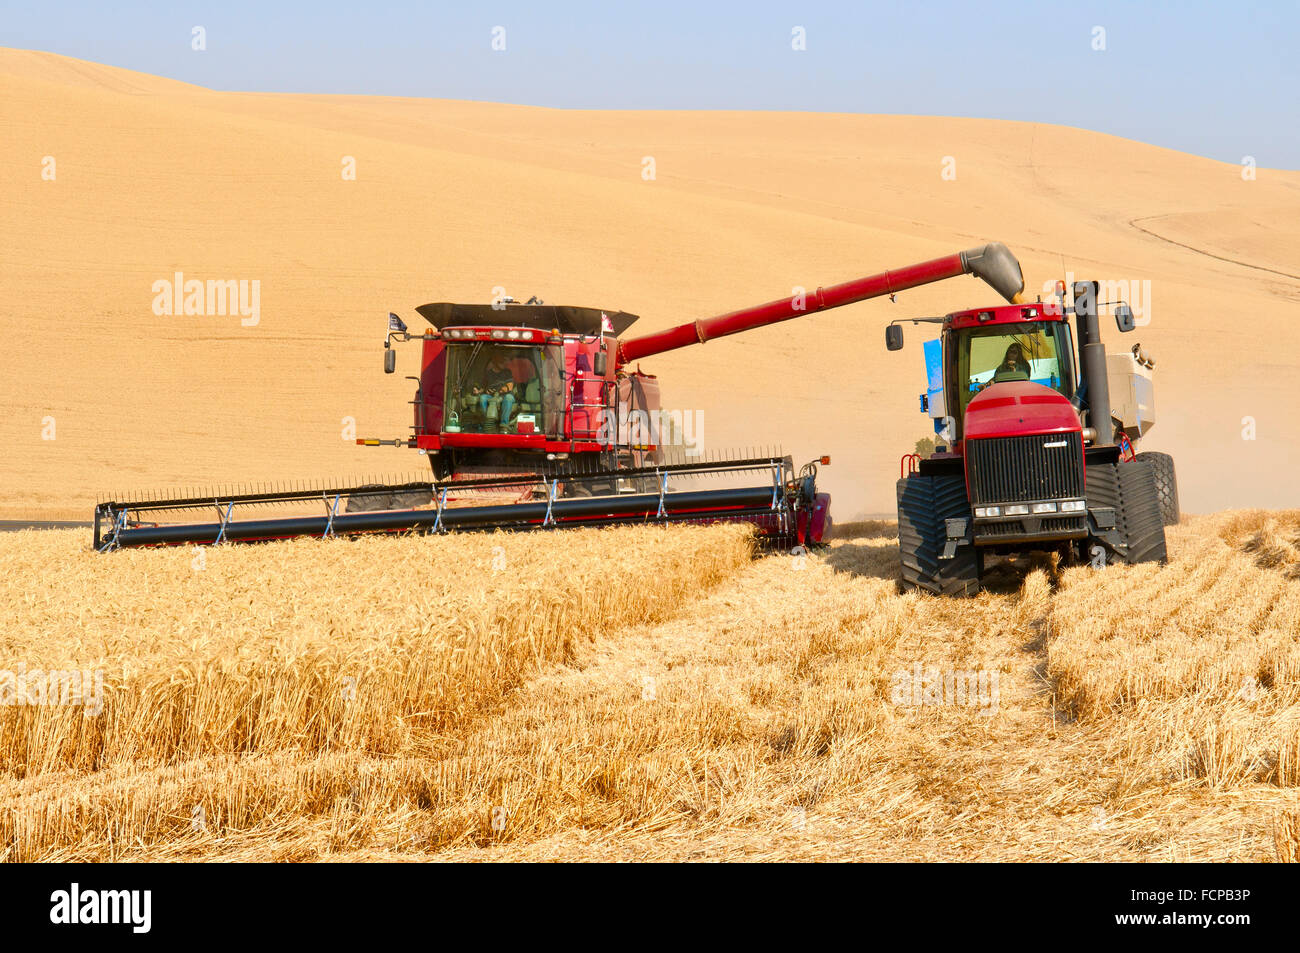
[5,0,1297,167]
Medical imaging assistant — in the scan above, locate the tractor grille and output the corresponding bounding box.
[976,516,1087,539]
[966,434,1083,505]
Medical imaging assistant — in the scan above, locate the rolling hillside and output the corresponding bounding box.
[3,49,1298,519]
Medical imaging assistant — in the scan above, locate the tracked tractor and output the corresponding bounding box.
[887,277,1179,596]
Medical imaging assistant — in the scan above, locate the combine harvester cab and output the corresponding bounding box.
[392,301,661,487]
[95,241,1028,552]
[889,278,1179,596]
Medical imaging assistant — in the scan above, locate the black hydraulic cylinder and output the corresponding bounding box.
[104,485,781,548]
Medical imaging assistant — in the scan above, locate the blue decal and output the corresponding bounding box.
[923,338,944,433]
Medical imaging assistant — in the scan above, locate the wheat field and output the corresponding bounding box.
[1,514,1297,862]
[2,49,1298,862]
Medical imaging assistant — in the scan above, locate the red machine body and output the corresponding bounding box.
[963,382,1082,441]
[377,243,1026,485]
[93,243,1029,552]
[941,303,1082,448]
[411,330,645,456]
[401,320,662,482]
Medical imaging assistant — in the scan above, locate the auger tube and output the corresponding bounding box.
[616,242,1024,366]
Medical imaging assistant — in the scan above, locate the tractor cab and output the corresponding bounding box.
[401,301,634,446]
[377,299,665,480]
[942,303,1077,443]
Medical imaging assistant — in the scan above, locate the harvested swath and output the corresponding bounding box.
[1046,513,1300,811]
[1222,510,1300,579]
[1047,513,1300,720]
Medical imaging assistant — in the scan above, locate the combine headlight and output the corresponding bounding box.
[1005,504,1030,516]
[506,330,521,340]
[521,331,534,340]
[974,506,1001,518]
[1032,502,1058,514]
[1060,500,1087,512]
[491,330,505,339]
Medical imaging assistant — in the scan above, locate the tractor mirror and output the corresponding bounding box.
[885,325,904,351]
[384,348,396,374]
[593,350,607,376]
[1114,303,1136,333]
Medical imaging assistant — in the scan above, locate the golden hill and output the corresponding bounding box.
[3,48,1298,520]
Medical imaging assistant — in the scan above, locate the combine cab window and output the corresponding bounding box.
[951,322,1075,421]
[443,342,562,435]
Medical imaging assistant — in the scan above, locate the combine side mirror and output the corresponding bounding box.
[885,324,904,351]
[384,348,396,374]
[593,350,607,376]
[1114,303,1136,333]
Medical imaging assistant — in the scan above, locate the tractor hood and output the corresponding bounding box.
[415,303,640,337]
[963,381,1080,441]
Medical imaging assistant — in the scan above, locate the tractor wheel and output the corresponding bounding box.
[1083,460,1167,566]
[344,485,432,512]
[344,485,394,512]
[896,472,982,597]
[1134,451,1180,526]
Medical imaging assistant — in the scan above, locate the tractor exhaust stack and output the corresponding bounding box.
[1073,280,1115,445]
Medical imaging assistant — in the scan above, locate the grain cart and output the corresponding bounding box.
[888,279,1179,596]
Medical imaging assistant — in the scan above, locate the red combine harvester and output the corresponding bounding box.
[887,279,1179,596]
[94,243,1025,551]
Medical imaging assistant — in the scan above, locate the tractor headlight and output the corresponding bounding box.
[974,506,1001,518]
[1032,502,1058,514]
[1060,500,1087,512]
[1005,504,1030,516]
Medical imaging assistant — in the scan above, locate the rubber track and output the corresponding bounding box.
[1134,451,1180,526]
[1116,460,1168,564]
[1086,460,1167,565]
[897,472,981,596]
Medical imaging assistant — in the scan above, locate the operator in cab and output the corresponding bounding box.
[469,348,536,430]
[993,342,1031,381]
